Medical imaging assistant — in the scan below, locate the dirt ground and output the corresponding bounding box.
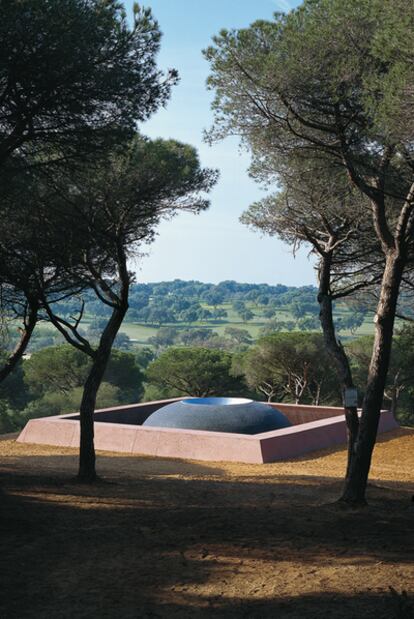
[0,429,413,619]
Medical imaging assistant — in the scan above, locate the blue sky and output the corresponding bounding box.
[126,0,314,286]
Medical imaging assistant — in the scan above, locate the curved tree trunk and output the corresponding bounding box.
[0,297,38,383]
[78,301,128,482]
[317,252,359,479]
[340,252,404,505]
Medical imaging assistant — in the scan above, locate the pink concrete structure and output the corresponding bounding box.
[17,398,399,463]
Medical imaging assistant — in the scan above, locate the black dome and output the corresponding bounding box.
[143,398,291,435]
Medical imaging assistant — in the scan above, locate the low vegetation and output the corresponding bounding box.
[2,322,414,433]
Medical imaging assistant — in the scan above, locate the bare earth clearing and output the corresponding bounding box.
[0,429,413,619]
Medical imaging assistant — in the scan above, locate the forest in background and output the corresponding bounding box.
[11,278,405,353]
[1,279,413,433]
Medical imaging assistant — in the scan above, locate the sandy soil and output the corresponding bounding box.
[0,428,413,618]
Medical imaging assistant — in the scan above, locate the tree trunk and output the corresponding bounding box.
[78,302,128,482]
[0,298,38,383]
[386,374,402,417]
[390,390,398,416]
[313,383,322,407]
[317,252,359,479]
[78,354,107,483]
[340,252,404,505]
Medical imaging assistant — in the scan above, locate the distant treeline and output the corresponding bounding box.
[49,280,414,329]
[52,279,320,322]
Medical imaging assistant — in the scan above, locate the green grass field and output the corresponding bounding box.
[116,303,378,345]
[18,300,380,350]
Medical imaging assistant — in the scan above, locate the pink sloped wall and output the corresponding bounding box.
[259,410,398,462]
[17,400,399,464]
[269,403,345,425]
[18,418,77,447]
[92,420,264,463]
[129,425,263,463]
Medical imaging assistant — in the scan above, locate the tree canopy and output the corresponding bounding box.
[146,347,247,398]
[34,134,217,480]
[206,0,414,504]
[0,0,176,169]
[24,345,143,403]
[234,332,339,404]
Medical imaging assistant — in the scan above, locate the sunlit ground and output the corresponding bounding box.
[0,429,413,618]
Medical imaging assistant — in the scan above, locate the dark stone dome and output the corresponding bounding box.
[142,397,291,435]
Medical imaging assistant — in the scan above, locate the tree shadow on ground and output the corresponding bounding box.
[0,459,412,619]
[121,591,412,619]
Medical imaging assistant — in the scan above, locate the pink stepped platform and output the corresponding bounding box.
[17,399,398,464]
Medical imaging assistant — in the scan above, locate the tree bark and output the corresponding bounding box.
[78,301,128,482]
[313,382,322,407]
[317,251,359,479]
[340,252,404,505]
[0,297,38,383]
